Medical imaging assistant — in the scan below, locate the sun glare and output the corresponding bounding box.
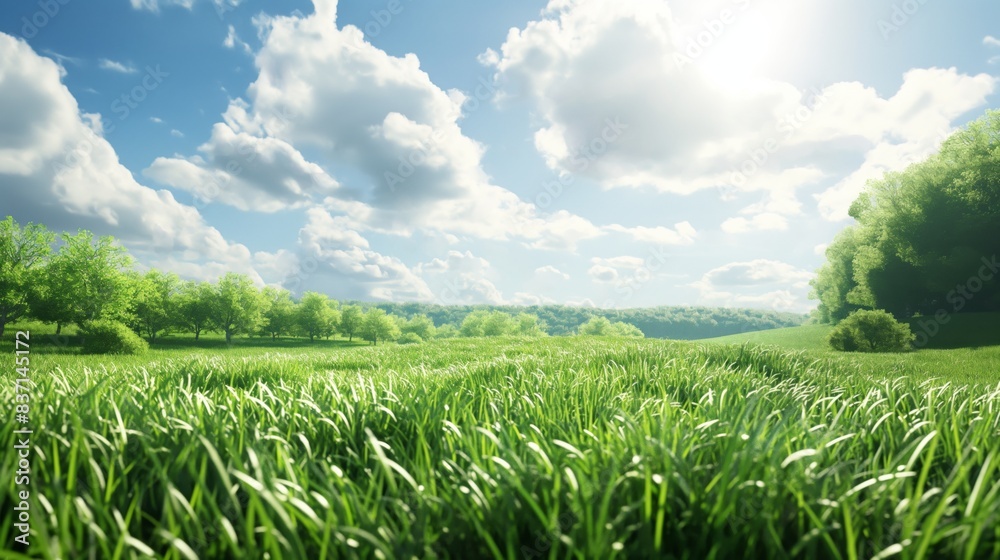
[697,11,781,90]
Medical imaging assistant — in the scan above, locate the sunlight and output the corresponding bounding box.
[697,11,782,90]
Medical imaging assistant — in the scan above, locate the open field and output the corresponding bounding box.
[2,333,1000,559]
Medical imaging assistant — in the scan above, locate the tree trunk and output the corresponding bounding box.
[195,328,200,341]
[348,333,353,342]
[226,329,233,344]
[56,322,62,335]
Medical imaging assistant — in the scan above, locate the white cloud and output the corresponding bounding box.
[145,116,341,212]
[604,221,697,245]
[984,35,1000,48]
[415,249,504,305]
[0,33,267,284]
[130,0,242,12]
[720,213,788,234]
[224,25,253,55]
[814,243,828,256]
[162,1,607,251]
[535,265,570,280]
[691,259,815,312]
[487,1,996,225]
[98,58,137,74]
[587,264,619,284]
[170,129,184,138]
[150,117,164,124]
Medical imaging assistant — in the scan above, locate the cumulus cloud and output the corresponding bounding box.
[130,0,242,12]
[487,0,996,224]
[0,33,269,284]
[145,1,613,252]
[223,25,253,54]
[415,249,505,304]
[691,259,815,312]
[720,213,787,234]
[604,221,697,245]
[145,114,341,212]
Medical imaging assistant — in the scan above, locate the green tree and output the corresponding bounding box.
[578,316,612,335]
[44,231,135,327]
[175,281,215,340]
[828,309,915,352]
[609,321,645,338]
[361,308,400,345]
[132,270,180,342]
[210,273,265,344]
[514,313,547,337]
[400,314,436,340]
[339,305,363,342]
[0,217,55,339]
[297,292,336,341]
[261,287,296,340]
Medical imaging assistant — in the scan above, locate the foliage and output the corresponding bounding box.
[827,309,915,353]
[812,110,1000,321]
[174,281,215,341]
[297,292,339,341]
[396,332,423,345]
[361,307,401,345]
[43,230,135,327]
[260,287,296,339]
[369,301,805,339]
[78,319,149,355]
[210,273,265,343]
[0,217,55,339]
[399,314,436,340]
[578,316,645,337]
[338,305,363,342]
[131,270,181,342]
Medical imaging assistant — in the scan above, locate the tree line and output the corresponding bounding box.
[0,218,650,345]
[810,109,1000,324]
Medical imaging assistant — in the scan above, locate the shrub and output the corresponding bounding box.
[79,320,149,355]
[828,310,914,353]
[397,332,424,345]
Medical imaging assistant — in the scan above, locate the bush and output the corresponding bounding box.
[79,320,149,355]
[828,310,914,353]
[397,332,424,345]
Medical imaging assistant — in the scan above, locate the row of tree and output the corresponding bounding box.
[810,109,1000,323]
[0,218,614,344]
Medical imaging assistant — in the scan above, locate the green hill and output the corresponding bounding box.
[700,312,1000,351]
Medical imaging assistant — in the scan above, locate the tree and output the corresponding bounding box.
[609,321,645,338]
[261,287,296,340]
[43,231,135,327]
[175,281,215,340]
[297,292,337,341]
[828,309,915,352]
[131,269,180,342]
[811,109,1000,321]
[400,314,436,340]
[361,308,400,345]
[339,305,363,342]
[514,313,547,337]
[210,273,265,344]
[0,217,55,339]
[578,316,612,335]
[323,300,342,340]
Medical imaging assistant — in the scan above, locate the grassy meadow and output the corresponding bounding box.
[2,325,1000,559]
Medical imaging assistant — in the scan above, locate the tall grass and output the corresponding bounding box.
[1,337,998,558]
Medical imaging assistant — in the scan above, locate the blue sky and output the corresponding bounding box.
[2,0,998,312]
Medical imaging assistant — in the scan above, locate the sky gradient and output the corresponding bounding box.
[2,0,998,313]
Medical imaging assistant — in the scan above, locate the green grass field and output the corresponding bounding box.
[2,324,1000,559]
